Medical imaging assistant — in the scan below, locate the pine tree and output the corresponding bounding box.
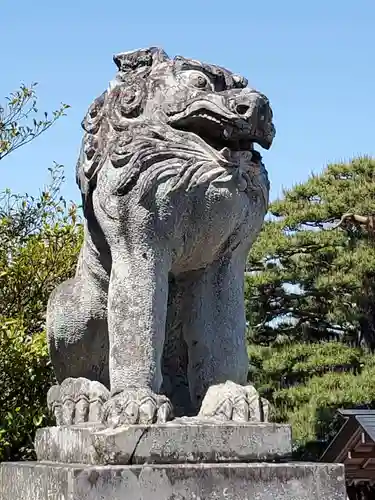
[245,157,375,458]
[246,156,375,348]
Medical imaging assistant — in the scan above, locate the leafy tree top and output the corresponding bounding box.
[0,83,69,161]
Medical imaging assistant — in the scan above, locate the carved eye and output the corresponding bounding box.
[191,74,210,89]
[177,70,211,90]
[178,70,214,91]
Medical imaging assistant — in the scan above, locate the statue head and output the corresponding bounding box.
[77,47,275,201]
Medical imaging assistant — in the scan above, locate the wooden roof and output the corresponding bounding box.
[320,410,375,485]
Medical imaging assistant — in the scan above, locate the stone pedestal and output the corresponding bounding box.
[0,422,346,499]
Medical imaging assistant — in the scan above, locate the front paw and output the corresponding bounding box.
[198,380,269,422]
[47,377,110,426]
[102,388,174,427]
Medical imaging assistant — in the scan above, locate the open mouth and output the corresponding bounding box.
[170,107,265,163]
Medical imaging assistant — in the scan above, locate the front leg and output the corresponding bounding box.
[183,248,269,421]
[103,244,173,426]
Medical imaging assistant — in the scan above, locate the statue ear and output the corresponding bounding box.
[113,47,169,73]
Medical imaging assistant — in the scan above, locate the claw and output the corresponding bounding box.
[232,397,249,422]
[124,401,140,424]
[139,398,156,424]
[105,401,122,428]
[215,399,233,420]
[62,397,75,425]
[157,401,173,423]
[261,397,270,422]
[75,395,89,423]
[89,381,110,423]
[89,400,104,423]
[47,385,64,426]
[107,413,121,428]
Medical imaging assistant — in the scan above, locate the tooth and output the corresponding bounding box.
[220,147,231,159]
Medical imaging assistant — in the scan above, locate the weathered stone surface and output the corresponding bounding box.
[93,420,292,465]
[35,421,292,465]
[0,462,72,500]
[45,46,276,427]
[0,461,346,500]
[35,424,103,465]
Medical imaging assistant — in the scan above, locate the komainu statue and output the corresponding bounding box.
[46,47,275,427]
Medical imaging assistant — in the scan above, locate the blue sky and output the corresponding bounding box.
[1,0,374,203]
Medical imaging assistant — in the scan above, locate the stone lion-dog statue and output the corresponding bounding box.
[46,47,275,427]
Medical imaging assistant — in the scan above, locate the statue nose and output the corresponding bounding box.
[234,94,269,123]
[235,104,250,116]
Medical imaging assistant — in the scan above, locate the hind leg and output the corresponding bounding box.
[47,276,109,385]
[46,247,110,424]
[161,276,194,417]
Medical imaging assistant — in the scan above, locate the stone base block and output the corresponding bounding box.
[0,461,346,500]
[35,421,292,465]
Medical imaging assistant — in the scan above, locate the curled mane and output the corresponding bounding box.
[76,46,170,202]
